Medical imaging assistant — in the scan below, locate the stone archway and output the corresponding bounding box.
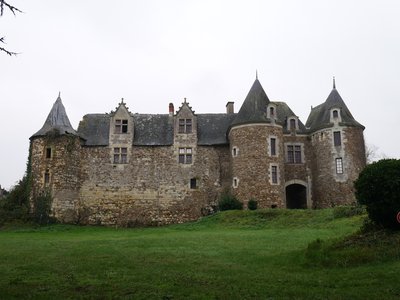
[285,183,307,209]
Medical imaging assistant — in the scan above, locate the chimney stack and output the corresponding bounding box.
[226,101,234,114]
[169,103,174,117]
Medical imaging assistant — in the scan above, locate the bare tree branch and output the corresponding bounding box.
[0,0,21,56]
[0,0,22,16]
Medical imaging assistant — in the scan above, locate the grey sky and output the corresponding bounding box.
[1,0,399,189]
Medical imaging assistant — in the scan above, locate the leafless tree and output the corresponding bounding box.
[0,0,22,56]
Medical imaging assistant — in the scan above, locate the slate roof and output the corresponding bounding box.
[78,114,110,146]
[273,102,307,134]
[31,95,78,139]
[133,114,173,146]
[231,79,271,126]
[305,87,364,132]
[197,114,237,145]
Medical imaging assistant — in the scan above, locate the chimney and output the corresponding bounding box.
[169,103,174,117]
[226,101,234,114]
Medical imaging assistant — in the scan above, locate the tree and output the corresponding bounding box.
[354,159,400,229]
[0,0,22,56]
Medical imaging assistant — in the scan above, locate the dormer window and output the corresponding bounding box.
[270,107,275,117]
[330,109,342,122]
[332,110,339,118]
[178,119,192,133]
[288,117,298,131]
[267,104,277,120]
[115,119,128,134]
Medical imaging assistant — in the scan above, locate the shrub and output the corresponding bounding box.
[333,205,366,219]
[32,190,55,225]
[247,199,258,210]
[218,193,243,211]
[354,159,400,229]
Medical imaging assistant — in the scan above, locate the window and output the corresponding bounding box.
[179,148,192,164]
[289,118,296,130]
[333,131,341,146]
[232,147,238,157]
[114,147,127,164]
[115,119,128,134]
[44,169,50,185]
[333,110,339,118]
[271,166,278,184]
[190,178,197,189]
[287,145,302,164]
[270,107,275,117]
[178,119,192,133]
[46,147,52,159]
[270,138,276,156]
[233,177,239,188]
[336,158,344,174]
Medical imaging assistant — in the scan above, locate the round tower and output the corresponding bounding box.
[30,94,82,222]
[228,79,285,208]
[306,79,366,207]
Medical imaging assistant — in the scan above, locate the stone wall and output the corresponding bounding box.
[229,124,285,208]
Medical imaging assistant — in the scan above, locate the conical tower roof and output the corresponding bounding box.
[305,80,364,131]
[231,79,271,127]
[31,94,78,138]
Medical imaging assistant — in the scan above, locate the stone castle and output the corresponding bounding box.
[29,78,366,226]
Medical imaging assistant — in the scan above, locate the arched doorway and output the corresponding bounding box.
[286,184,307,209]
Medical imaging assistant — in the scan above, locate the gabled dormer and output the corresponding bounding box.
[174,98,197,138]
[108,99,134,165]
[286,116,299,132]
[267,103,277,121]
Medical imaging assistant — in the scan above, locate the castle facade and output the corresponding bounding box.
[29,78,366,226]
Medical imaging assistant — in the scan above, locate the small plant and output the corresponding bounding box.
[354,159,400,229]
[32,190,55,225]
[247,199,258,210]
[218,193,243,211]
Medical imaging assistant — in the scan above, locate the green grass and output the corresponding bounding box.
[1,209,400,299]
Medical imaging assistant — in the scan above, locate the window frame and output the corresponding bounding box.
[178,147,193,164]
[115,119,128,134]
[336,158,344,174]
[333,131,342,147]
[270,138,276,156]
[113,147,128,164]
[178,118,193,134]
[271,165,278,184]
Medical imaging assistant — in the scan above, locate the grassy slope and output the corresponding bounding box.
[0,209,399,299]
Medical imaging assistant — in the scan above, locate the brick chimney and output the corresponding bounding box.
[169,103,174,117]
[226,102,234,114]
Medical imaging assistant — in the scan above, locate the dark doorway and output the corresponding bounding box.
[286,184,307,209]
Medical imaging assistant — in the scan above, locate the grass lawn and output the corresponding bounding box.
[0,209,400,299]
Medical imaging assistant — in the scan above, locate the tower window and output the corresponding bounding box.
[114,147,128,164]
[233,177,239,188]
[115,119,128,134]
[333,131,342,146]
[270,107,275,117]
[179,148,192,164]
[270,138,276,156]
[289,118,297,130]
[44,169,50,185]
[333,110,339,118]
[46,147,52,159]
[178,119,192,133]
[232,147,239,157]
[271,166,278,184]
[336,158,344,174]
[190,178,197,189]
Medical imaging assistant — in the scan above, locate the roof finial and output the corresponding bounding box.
[333,76,336,89]
[256,69,258,80]
[58,91,61,98]
[121,97,124,104]
[184,97,187,103]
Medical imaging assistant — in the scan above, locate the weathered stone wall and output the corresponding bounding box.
[310,126,366,207]
[77,144,231,226]
[30,135,82,222]
[229,124,285,208]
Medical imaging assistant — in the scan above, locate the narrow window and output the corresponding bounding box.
[121,148,127,163]
[46,147,52,159]
[270,107,275,117]
[178,119,185,133]
[178,148,192,164]
[232,147,238,157]
[190,178,197,189]
[233,177,238,188]
[287,145,294,163]
[294,145,302,163]
[271,166,278,184]
[333,131,341,146]
[270,138,276,156]
[336,158,344,174]
[186,119,192,133]
[115,119,128,134]
[333,110,339,118]
[114,148,120,163]
[290,118,296,130]
[44,169,50,185]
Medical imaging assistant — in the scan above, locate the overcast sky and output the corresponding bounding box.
[1,0,399,190]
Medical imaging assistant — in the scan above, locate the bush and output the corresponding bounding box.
[333,205,365,219]
[354,159,400,229]
[32,190,55,225]
[218,193,243,211]
[247,199,258,210]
